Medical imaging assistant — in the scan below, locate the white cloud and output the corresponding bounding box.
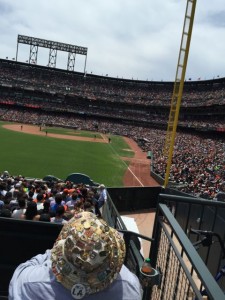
[0,0,224,81]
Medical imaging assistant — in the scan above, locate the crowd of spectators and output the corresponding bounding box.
[0,59,224,201]
[0,171,107,221]
[0,107,224,201]
[1,59,225,108]
[0,102,224,133]
[0,59,225,133]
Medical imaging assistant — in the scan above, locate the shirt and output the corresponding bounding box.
[12,208,26,219]
[9,250,142,300]
[98,189,107,203]
[50,217,68,224]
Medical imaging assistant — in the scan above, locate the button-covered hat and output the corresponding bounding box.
[51,211,125,299]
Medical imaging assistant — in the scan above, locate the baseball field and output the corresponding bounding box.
[0,122,135,186]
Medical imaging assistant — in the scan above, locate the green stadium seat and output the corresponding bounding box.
[65,173,99,186]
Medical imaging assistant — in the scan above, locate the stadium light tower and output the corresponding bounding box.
[163,0,197,187]
[16,35,88,73]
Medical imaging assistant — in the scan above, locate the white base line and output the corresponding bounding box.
[102,134,144,187]
[126,165,144,187]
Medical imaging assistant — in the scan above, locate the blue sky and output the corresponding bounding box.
[0,0,224,81]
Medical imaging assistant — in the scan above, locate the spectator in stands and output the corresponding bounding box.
[28,189,35,200]
[83,199,95,213]
[88,190,98,209]
[71,199,84,214]
[38,199,50,212]
[12,198,26,219]
[97,184,107,208]
[94,184,107,217]
[9,190,21,210]
[79,186,88,200]
[38,199,52,220]
[9,211,142,299]
[0,181,7,197]
[50,205,68,225]
[0,208,12,218]
[50,193,67,213]
[66,191,78,210]
[39,213,51,222]
[2,193,11,208]
[21,202,40,221]
[4,191,13,204]
[33,193,45,210]
[61,188,72,203]
[48,188,58,204]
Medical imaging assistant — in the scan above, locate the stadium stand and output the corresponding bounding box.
[0,58,224,199]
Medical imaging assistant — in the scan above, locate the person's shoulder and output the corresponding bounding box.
[12,209,21,217]
[120,265,142,296]
[89,266,142,300]
[100,265,142,300]
[8,251,58,299]
[120,265,139,282]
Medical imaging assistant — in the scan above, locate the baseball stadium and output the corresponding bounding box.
[1,1,225,299]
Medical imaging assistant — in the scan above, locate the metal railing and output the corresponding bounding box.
[150,202,225,299]
[158,193,225,280]
[105,190,225,299]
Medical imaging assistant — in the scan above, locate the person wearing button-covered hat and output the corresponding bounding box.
[9,211,142,300]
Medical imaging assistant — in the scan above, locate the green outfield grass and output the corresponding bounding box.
[0,122,134,186]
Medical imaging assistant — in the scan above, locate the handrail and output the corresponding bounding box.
[159,193,225,206]
[155,203,225,299]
